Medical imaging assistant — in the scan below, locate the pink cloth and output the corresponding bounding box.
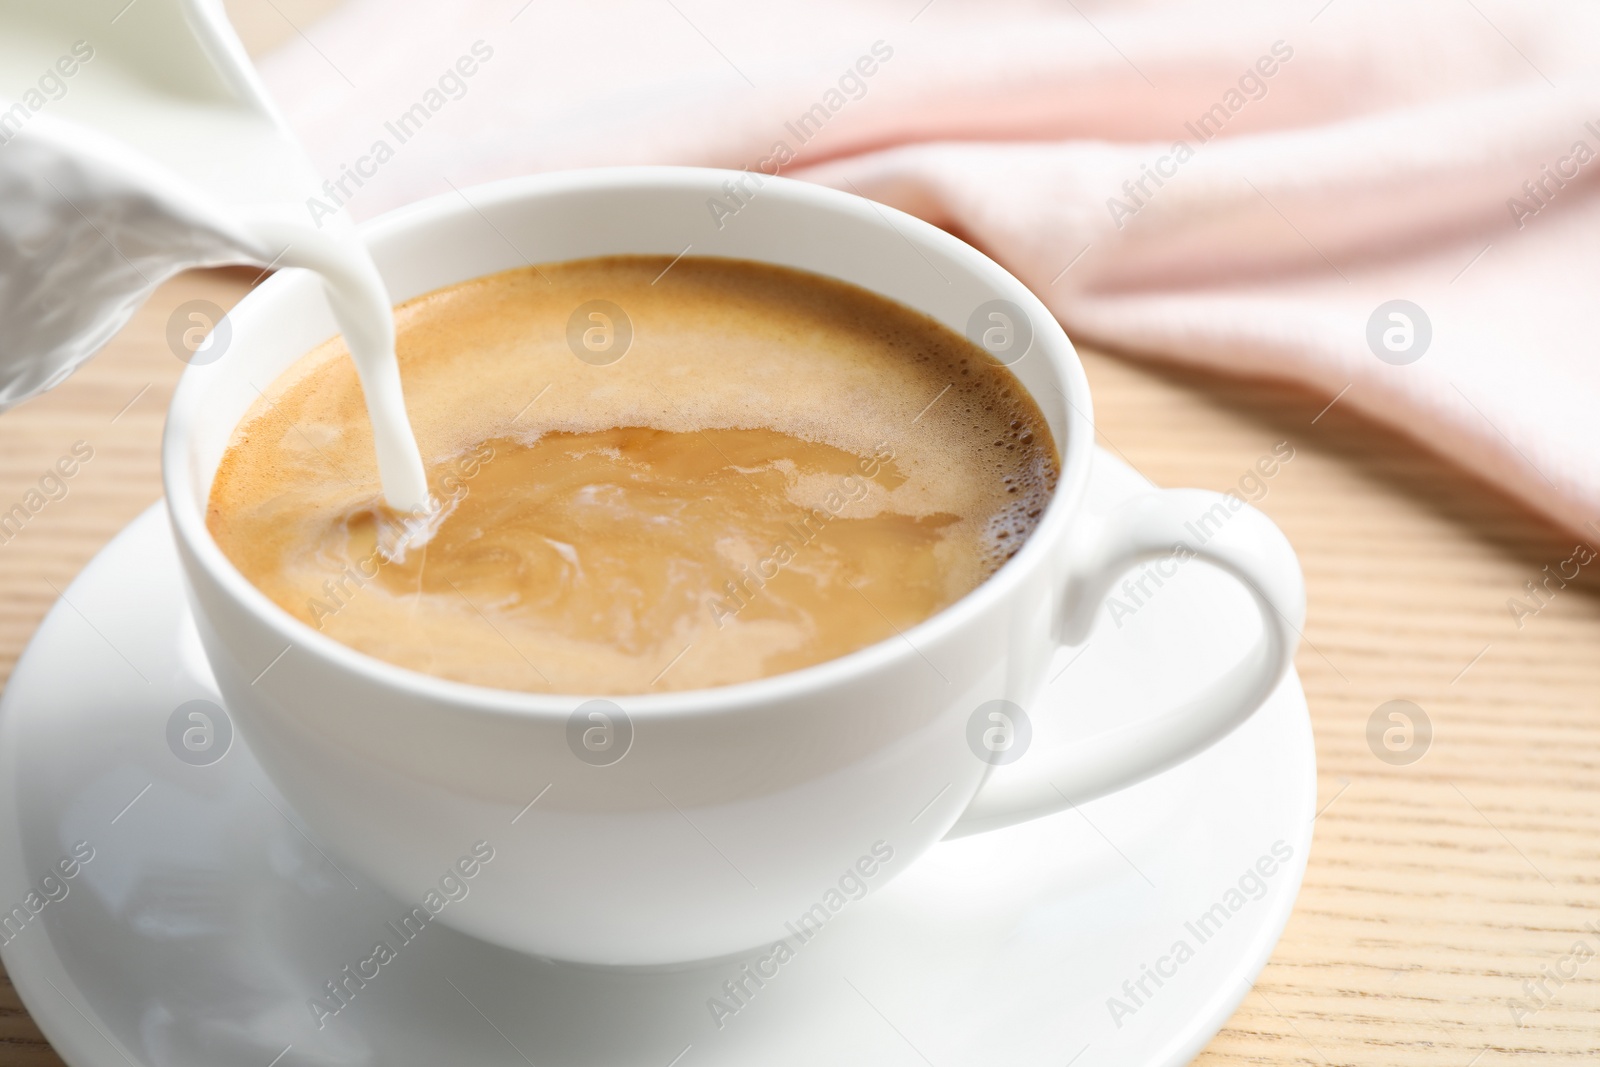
[261,0,1600,535]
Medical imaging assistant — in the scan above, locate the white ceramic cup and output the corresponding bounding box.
[163,167,1304,967]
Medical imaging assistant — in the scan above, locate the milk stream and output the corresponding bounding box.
[0,0,429,512]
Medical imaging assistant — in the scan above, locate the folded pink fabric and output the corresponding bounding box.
[260,0,1600,535]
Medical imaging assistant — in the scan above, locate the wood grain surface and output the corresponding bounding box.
[2,267,1597,1066]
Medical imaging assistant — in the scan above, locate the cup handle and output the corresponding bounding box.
[945,487,1305,838]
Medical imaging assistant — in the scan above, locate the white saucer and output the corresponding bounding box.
[0,449,1314,1067]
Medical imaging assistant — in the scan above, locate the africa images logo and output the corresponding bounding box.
[308,841,496,1029]
[1105,840,1294,1028]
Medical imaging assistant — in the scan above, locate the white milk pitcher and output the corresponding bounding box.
[0,0,427,509]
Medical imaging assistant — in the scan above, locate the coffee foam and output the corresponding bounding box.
[208,256,1059,693]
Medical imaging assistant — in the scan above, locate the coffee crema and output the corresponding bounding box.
[207,256,1059,694]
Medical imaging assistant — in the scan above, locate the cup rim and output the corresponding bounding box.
[162,165,1096,717]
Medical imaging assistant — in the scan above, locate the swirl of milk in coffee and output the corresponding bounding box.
[208,257,1060,695]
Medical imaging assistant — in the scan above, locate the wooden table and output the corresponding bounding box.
[3,266,1597,1066]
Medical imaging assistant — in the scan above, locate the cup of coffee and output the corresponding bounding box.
[163,167,1303,967]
